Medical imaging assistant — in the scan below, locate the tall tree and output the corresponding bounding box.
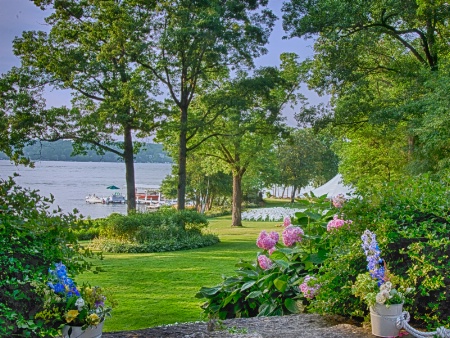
[190,54,303,226]
[3,1,163,212]
[282,0,450,183]
[275,128,338,202]
[129,0,276,210]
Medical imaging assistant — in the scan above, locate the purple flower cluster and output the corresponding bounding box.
[327,215,353,231]
[361,230,385,285]
[257,255,273,270]
[332,194,346,208]
[48,262,80,297]
[282,226,304,246]
[256,231,279,251]
[299,275,320,299]
[92,286,107,308]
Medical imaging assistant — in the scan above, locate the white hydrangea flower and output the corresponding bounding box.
[380,282,392,292]
[376,292,387,304]
[75,297,85,311]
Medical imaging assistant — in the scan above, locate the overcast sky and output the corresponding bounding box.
[0,0,327,125]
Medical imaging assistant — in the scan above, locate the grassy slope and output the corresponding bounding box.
[77,214,285,332]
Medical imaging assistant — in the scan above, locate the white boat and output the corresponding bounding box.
[85,194,104,204]
[104,192,126,204]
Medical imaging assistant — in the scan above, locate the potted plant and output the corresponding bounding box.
[35,263,114,338]
[352,230,412,337]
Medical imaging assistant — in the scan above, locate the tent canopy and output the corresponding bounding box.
[309,174,354,198]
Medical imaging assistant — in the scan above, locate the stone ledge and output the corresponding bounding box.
[102,313,376,338]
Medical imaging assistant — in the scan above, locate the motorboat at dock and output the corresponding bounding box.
[135,185,162,205]
[85,194,104,204]
[104,192,126,204]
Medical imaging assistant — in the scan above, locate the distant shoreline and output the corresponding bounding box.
[0,140,173,164]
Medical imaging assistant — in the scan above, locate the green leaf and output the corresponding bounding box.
[197,286,221,297]
[304,211,322,221]
[274,276,288,292]
[258,302,277,316]
[241,280,256,291]
[295,200,311,206]
[304,253,326,264]
[246,290,263,299]
[284,298,300,313]
[236,270,259,278]
[296,216,309,226]
[274,260,290,269]
[270,250,288,260]
[223,290,238,307]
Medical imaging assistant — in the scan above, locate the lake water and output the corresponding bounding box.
[0,160,172,219]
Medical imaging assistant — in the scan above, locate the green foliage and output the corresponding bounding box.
[309,174,450,328]
[91,233,219,254]
[73,219,102,241]
[284,0,450,185]
[91,209,218,253]
[0,177,95,337]
[273,128,338,199]
[204,206,232,218]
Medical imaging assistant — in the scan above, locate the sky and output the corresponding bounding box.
[0,0,327,125]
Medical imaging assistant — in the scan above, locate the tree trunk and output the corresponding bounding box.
[231,172,243,227]
[281,186,286,198]
[124,126,136,213]
[207,194,213,211]
[177,107,188,210]
[290,185,297,203]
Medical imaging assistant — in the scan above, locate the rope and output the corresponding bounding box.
[396,311,450,338]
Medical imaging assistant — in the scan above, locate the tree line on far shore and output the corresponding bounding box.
[0,140,172,163]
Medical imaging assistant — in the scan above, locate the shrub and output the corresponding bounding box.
[91,233,219,253]
[92,209,218,253]
[73,219,102,240]
[0,177,95,337]
[204,206,231,218]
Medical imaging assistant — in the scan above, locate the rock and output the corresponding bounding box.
[101,314,374,338]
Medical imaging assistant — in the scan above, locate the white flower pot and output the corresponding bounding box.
[62,321,104,338]
[370,303,403,337]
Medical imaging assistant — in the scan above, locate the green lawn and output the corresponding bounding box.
[77,215,282,332]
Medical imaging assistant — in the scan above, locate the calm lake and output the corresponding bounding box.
[0,160,172,219]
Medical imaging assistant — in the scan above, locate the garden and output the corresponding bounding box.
[1,173,449,337]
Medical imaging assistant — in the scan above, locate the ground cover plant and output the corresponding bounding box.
[76,216,282,332]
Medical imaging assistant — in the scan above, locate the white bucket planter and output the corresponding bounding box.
[370,303,403,337]
[62,321,104,338]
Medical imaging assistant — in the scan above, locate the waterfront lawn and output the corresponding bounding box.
[77,215,281,332]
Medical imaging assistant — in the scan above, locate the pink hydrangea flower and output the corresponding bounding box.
[282,226,304,246]
[256,231,279,250]
[327,215,353,231]
[332,194,346,208]
[257,255,273,270]
[283,216,291,227]
[299,275,320,299]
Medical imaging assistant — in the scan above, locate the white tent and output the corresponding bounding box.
[310,174,354,198]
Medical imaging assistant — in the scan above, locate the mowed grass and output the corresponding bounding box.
[77,214,284,332]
